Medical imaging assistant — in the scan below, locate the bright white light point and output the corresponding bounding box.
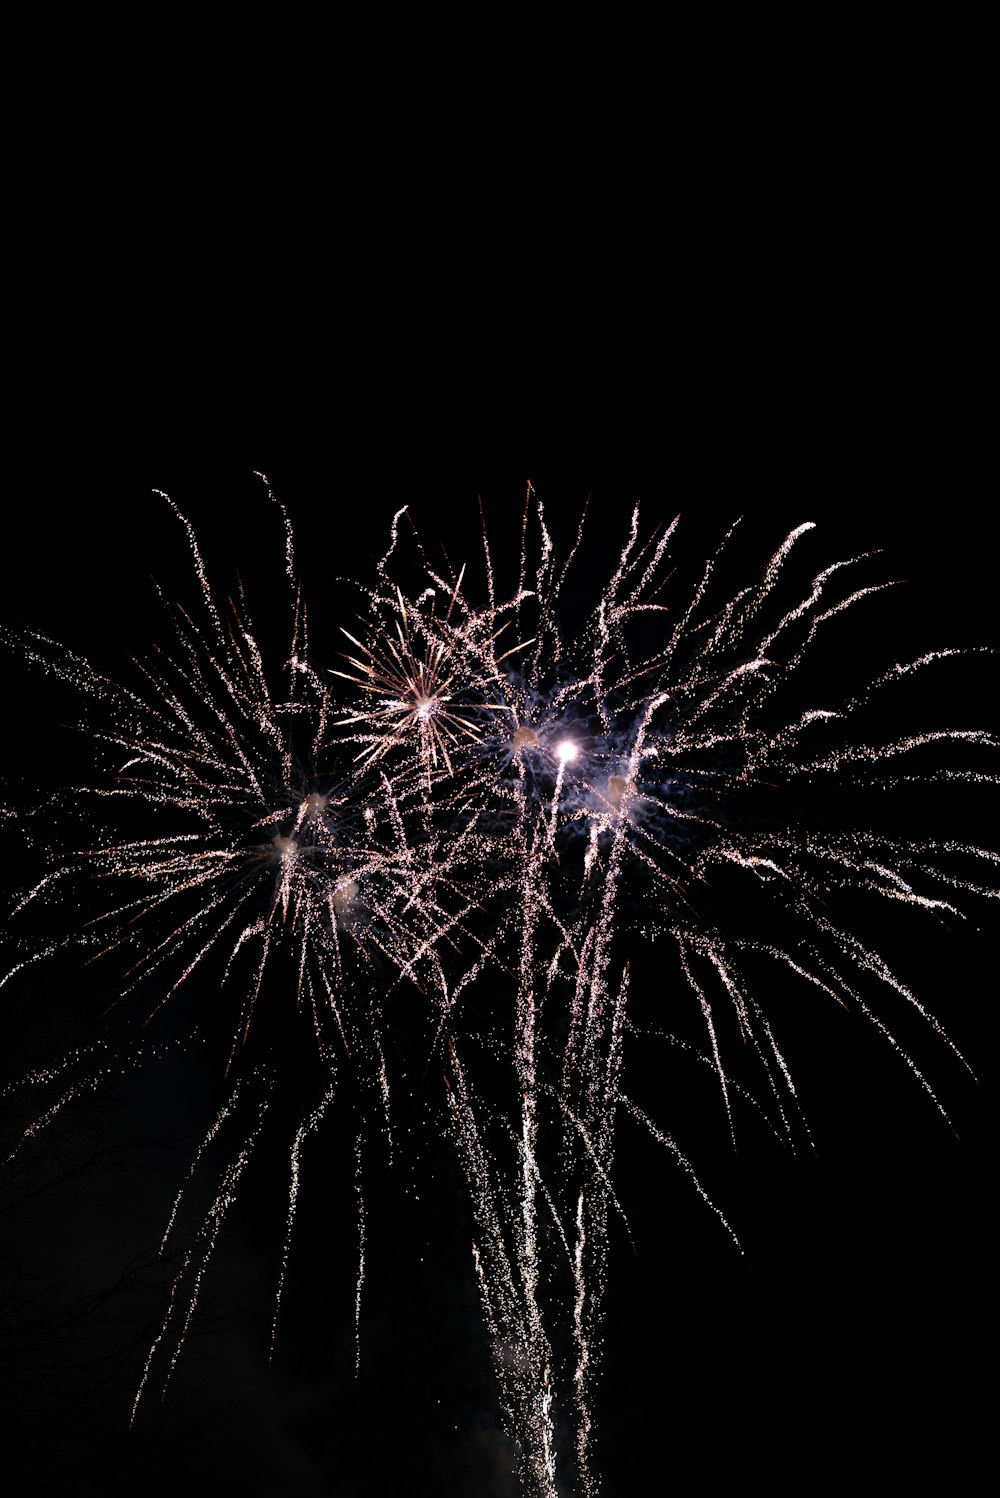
[556,740,579,763]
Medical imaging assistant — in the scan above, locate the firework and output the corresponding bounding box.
[1,481,995,1497]
[0,485,473,1422]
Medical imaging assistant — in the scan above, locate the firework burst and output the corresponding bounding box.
[1,480,995,1497]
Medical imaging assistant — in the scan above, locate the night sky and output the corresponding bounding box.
[1,432,992,1496]
[1,66,993,1485]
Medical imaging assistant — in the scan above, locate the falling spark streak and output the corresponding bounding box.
[132,1090,270,1422]
[271,1081,337,1360]
[2,481,996,1496]
[161,1080,245,1253]
[623,1099,743,1253]
[354,1130,366,1381]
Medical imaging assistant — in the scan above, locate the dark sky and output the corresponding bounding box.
[2,14,994,1482]
[1,429,993,1496]
[1,65,994,1481]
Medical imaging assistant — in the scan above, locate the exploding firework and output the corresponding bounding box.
[1,480,995,1496]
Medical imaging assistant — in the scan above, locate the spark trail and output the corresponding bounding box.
[335,485,996,1495]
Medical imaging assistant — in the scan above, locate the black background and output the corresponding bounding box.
[1,52,994,1496]
[2,446,993,1497]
